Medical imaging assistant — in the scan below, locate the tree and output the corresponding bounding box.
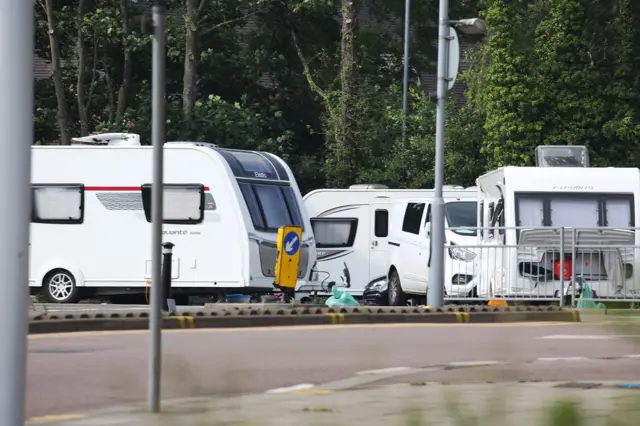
[473,0,542,168]
[533,0,604,150]
[39,0,71,144]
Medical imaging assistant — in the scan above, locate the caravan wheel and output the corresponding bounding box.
[43,270,79,303]
[388,271,408,306]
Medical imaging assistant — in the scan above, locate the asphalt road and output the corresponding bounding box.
[26,321,640,419]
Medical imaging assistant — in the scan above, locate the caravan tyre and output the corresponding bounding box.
[388,270,408,306]
[43,269,79,303]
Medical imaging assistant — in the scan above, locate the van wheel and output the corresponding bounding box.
[388,271,407,306]
[43,270,79,303]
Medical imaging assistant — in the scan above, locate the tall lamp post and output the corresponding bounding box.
[401,0,411,143]
[0,1,32,425]
[428,6,487,308]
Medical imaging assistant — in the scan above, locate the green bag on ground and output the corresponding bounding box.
[576,282,605,309]
[325,285,360,307]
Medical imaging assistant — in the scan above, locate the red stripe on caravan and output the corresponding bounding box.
[85,186,211,191]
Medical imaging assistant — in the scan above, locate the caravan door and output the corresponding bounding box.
[369,203,391,283]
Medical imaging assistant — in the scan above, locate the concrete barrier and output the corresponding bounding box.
[28,305,580,334]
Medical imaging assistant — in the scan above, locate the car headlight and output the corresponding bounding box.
[448,244,476,262]
[365,277,388,292]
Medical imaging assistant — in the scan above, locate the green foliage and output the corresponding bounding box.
[34,0,640,192]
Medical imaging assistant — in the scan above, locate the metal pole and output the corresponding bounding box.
[0,1,32,424]
[148,5,166,414]
[559,227,565,307]
[401,0,411,143]
[427,0,450,308]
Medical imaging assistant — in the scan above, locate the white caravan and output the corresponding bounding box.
[476,145,640,300]
[302,184,476,298]
[385,195,479,306]
[29,133,316,303]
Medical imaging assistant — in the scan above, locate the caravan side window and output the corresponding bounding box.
[141,184,205,224]
[31,184,84,224]
[374,209,389,237]
[402,203,425,235]
[311,218,358,248]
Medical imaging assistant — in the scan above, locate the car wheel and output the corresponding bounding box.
[43,269,79,303]
[388,270,408,306]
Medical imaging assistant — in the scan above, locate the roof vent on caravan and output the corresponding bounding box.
[71,133,141,146]
[534,145,589,168]
[442,185,464,189]
[349,184,389,189]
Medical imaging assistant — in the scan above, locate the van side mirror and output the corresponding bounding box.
[424,222,431,237]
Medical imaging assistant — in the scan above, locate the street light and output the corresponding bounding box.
[427,3,487,309]
[401,0,411,144]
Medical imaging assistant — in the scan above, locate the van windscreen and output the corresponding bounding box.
[446,201,477,236]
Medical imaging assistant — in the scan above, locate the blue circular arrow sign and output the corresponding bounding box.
[283,231,300,256]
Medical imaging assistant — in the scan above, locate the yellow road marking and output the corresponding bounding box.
[455,312,470,323]
[572,311,580,322]
[28,321,591,340]
[28,413,86,422]
[327,313,345,324]
[173,316,195,329]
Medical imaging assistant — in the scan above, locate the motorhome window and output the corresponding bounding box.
[479,201,484,238]
[516,198,544,227]
[488,202,495,236]
[550,198,599,227]
[374,209,389,237]
[141,184,205,224]
[514,193,634,228]
[239,183,265,230]
[445,201,477,236]
[402,202,425,234]
[31,184,84,224]
[311,218,358,248]
[606,197,633,228]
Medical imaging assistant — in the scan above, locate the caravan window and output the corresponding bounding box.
[31,184,84,224]
[253,184,293,230]
[141,184,205,224]
[374,209,389,237]
[402,203,425,234]
[239,183,304,232]
[606,197,633,228]
[445,201,477,236]
[516,197,544,227]
[311,218,358,248]
[515,192,634,228]
[550,198,599,227]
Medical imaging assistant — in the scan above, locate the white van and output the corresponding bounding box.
[302,184,474,297]
[384,195,478,305]
[29,133,316,303]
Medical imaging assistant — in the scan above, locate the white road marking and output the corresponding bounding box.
[623,354,640,359]
[356,367,412,375]
[265,383,315,394]
[535,357,588,362]
[538,334,636,340]
[447,360,505,367]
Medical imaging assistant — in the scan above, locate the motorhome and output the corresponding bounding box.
[475,145,640,300]
[302,185,477,299]
[29,133,316,303]
[383,195,479,306]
